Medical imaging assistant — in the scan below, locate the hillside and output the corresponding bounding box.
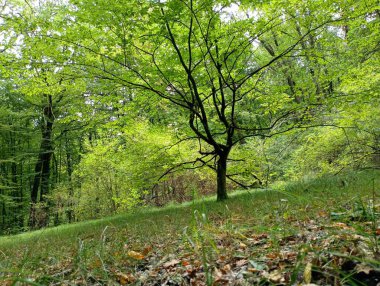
[1,171,379,285]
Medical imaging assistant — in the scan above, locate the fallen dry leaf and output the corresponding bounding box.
[163,259,180,268]
[116,272,136,285]
[213,277,230,285]
[182,260,190,267]
[239,242,247,249]
[236,259,248,267]
[148,270,159,277]
[247,267,259,273]
[127,250,145,260]
[331,222,353,230]
[266,270,284,283]
[318,210,328,217]
[252,233,268,240]
[266,252,278,259]
[222,264,231,273]
[304,262,312,284]
[213,267,223,279]
[193,260,202,267]
[355,263,373,275]
[142,246,152,255]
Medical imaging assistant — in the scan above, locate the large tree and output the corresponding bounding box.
[40,0,373,200]
[0,0,92,228]
[12,0,376,201]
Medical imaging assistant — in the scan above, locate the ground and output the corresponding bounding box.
[0,170,379,285]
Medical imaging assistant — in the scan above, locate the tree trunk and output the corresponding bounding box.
[29,97,54,228]
[216,152,228,201]
[29,156,43,227]
[66,141,75,223]
[40,123,53,202]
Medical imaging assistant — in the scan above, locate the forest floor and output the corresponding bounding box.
[0,170,379,286]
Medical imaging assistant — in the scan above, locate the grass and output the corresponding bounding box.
[0,169,379,285]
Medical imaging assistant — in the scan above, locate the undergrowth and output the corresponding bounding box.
[0,170,379,285]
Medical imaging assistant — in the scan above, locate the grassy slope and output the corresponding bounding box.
[0,170,379,285]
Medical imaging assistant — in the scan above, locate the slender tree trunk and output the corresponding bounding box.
[18,161,24,228]
[29,97,54,228]
[1,195,5,231]
[216,152,228,201]
[40,123,53,201]
[373,134,380,166]
[30,158,43,205]
[10,130,21,227]
[66,140,74,223]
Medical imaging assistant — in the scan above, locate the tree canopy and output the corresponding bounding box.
[0,0,378,232]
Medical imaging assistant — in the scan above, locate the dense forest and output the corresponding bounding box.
[0,0,379,236]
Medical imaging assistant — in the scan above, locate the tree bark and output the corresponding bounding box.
[40,121,53,202]
[29,96,54,228]
[66,140,75,223]
[216,152,228,201]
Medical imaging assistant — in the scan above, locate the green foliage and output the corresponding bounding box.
[0,0,379,233]
[70,120,201,219]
